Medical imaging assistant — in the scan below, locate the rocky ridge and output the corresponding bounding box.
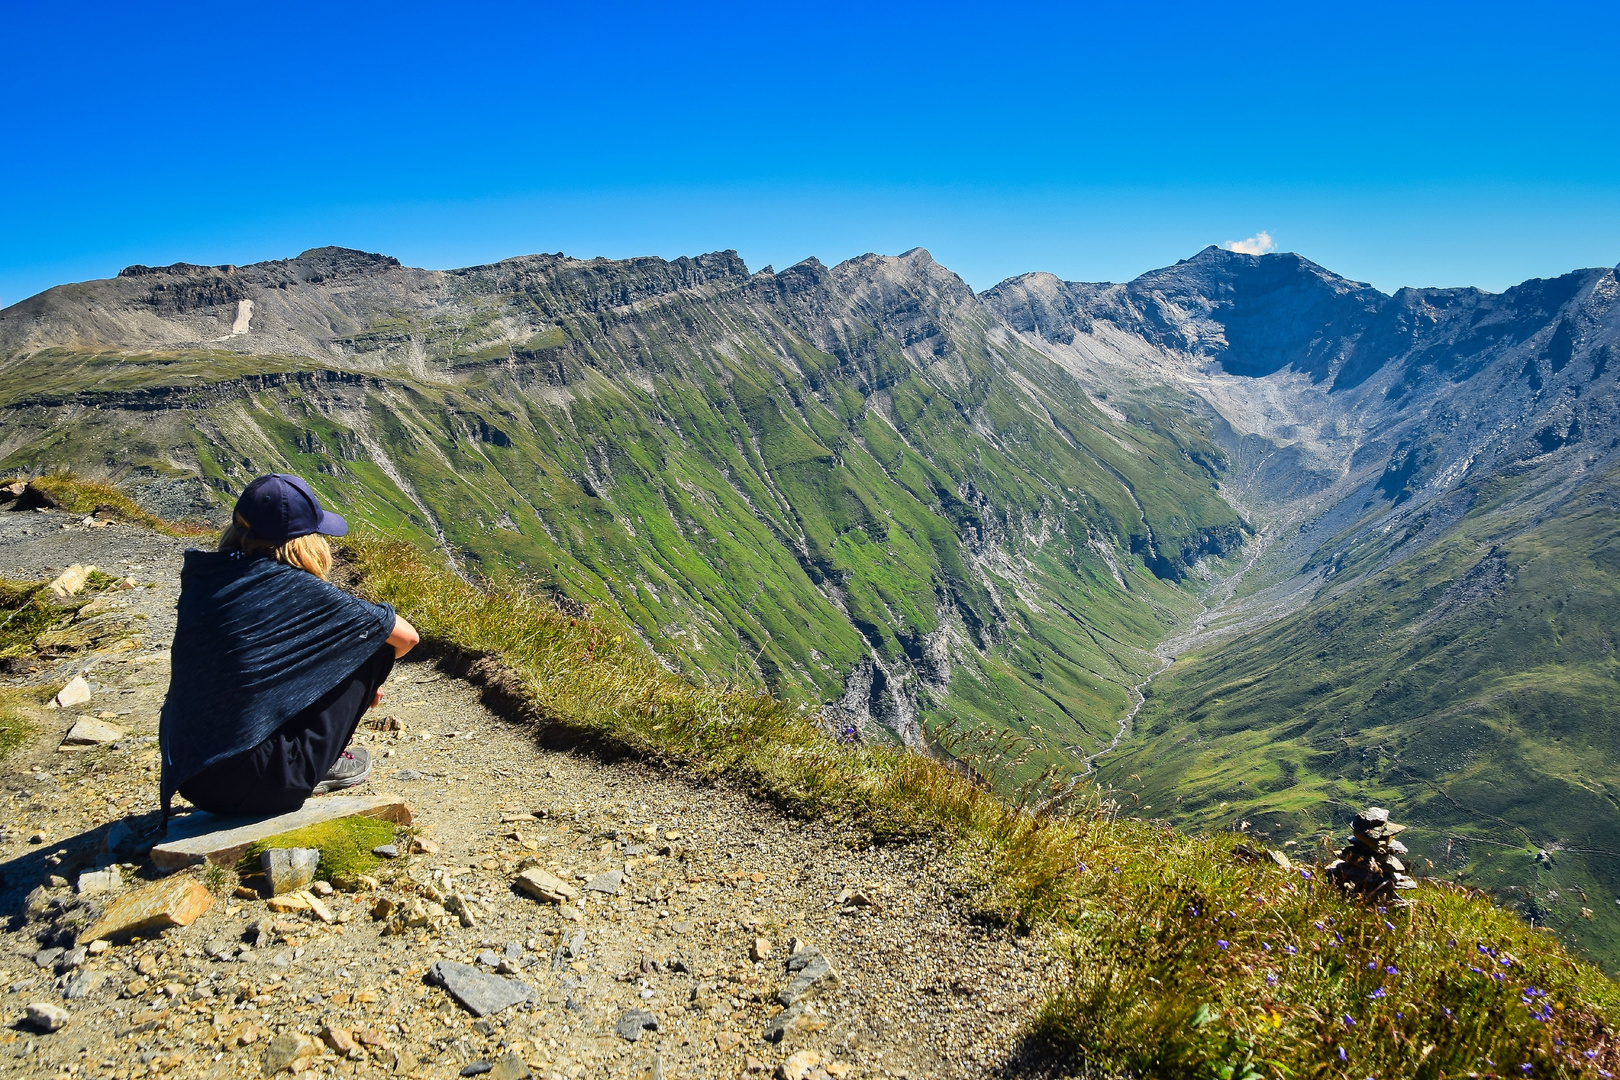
[0,246,1245,765]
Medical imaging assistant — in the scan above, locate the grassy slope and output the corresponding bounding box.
[340,529,1620,1079]
[0,306,1239,769]
[1116,457,1620,971]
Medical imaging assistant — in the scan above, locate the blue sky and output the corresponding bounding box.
[3,0,1617,305]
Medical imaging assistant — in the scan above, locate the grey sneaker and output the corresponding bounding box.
[313,747,371,794]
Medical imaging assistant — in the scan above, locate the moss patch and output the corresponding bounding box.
[238,815,396,881]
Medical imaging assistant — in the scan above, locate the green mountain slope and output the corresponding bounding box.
[984,250,1620,971]
[1116,455,1620,968]
[0,247,1242,767]
[11,242,1620,972]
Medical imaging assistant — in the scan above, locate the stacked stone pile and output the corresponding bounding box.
[1324,807,1418,897]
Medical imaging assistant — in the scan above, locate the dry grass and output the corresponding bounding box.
[346,532,1620,1079]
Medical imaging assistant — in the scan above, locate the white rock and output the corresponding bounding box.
[25,1002,69,1032]
[76,865,121,895]
[263,848,320,896]
[61,717,123,746]
[52,676,92,710]
[46,564,94,599]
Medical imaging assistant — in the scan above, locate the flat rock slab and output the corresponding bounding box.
[583,869,623,895]
[150,794,412,870]
[81,877,212,943]
[425,960,533,1017]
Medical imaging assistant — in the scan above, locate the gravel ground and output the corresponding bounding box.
[0,511,1062,1080]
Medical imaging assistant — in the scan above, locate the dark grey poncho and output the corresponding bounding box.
[158,549,395,816]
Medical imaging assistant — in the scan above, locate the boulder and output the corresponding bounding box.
[150,794,412,870]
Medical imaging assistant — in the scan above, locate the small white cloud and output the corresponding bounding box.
[1225,231,1275,256]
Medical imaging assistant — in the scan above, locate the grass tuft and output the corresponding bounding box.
[0,688,38,763]
[346,531,1620,1078]
[5,473,212,536]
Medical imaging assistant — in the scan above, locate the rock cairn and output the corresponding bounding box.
[1325,806,1418,897]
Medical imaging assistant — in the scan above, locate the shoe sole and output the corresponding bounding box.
[312,767,372,795]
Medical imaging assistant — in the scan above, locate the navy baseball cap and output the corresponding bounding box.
[234,474,348,543]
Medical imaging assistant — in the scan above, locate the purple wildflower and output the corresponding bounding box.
[1385,920,1396,932]
[1343,1015,1356,1027]
[1284,945,1298,955]
[1217,940,1230,950]
[1386,965,1398,975]
[1338,1048,1348,1061]
[1300,869,1312,880]
[1266,973,1277,985]
[1371,988,1386,999]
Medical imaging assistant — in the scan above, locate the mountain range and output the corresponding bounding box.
[3,242,1618,968]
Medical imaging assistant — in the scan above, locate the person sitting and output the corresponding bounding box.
[159,474,419,819]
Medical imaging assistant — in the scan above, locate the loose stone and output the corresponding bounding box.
[425,960,533,1017]
[615,1007,658,1042]
[584,869,623,895]
[25,1002,70,1032]
[514,866,580,903]
[81,877,213,942]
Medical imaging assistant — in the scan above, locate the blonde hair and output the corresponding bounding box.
[219,512,333,580]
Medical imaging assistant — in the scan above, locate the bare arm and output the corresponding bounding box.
[387,614,420,658]
[370,615,422,710]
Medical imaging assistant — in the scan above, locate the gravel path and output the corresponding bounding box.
[0,511,1060,1080]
